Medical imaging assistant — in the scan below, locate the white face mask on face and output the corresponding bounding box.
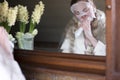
[70,1,96,22]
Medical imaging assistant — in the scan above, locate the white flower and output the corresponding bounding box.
[24,33,34,38]
[17,5,29,24]
[16,32,24,39]
[7,6,18,26]
[0,0,9,22]
[8,34,16,43]
[31,1,45,24]
[32,29,38,36]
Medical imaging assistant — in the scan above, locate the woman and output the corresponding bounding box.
[0,27,25,80]
[60,0,106,56]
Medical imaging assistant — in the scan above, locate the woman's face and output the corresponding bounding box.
[72,4,90,21]
[71,1,96,22]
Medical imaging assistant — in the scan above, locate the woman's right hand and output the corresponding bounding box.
[82,20,97,47]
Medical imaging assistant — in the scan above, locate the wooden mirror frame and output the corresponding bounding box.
[14,0,120,80]
[106,0,120,80]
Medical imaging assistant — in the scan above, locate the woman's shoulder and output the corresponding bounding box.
[95,9,106,24]
[92,9,106,44]
[92,9,106,29]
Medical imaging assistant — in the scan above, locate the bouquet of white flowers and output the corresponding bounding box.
[0,0,18,43]
[16,1,45,50]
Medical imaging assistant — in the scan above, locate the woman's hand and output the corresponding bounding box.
[82,20,97,47]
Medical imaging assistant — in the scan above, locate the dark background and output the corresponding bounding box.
[0,0,105,43]
[0,0,73,43]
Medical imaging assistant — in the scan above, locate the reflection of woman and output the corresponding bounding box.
[0,27,25,80]
[60,0,106,56]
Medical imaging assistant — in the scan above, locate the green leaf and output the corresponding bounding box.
[29,19,36,33]
[20,22,26,33]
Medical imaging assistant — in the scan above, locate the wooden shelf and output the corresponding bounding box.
[14,49,106,80]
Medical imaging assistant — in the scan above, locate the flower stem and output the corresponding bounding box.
[29,19,36,33]
[20,22,26,33]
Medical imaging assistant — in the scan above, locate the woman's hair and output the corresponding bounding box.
[71,0,90,5]
[70,0,94,6]
[70,0,78,5]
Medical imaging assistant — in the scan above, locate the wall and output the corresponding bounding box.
[0,0,105,43]
[0,0,72,43]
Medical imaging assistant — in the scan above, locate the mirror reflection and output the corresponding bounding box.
[36,0,106,56]
[60,0,106,56]
[3,0,106,56]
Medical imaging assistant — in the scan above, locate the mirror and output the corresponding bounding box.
[59,0,106,56]
[35,0,106,56]
[4,0,106,56]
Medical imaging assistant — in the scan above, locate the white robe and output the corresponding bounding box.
[0,27,25,80]
[60,9,106,56]
[61,27,106,56]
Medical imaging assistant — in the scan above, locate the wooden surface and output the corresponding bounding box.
[106,0,120,80]
[14,49,106,80]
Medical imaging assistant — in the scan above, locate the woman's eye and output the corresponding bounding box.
[74,10,80,15]
[83,8,89,12]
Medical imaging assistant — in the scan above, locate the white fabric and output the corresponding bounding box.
[0,27,25,80]
[61,1,106,56]
[94,41,106,56]
[61,29,106,56]
[0,46,26,80]
[74,27,83,38]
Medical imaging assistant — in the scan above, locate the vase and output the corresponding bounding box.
[16,33,34,50]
